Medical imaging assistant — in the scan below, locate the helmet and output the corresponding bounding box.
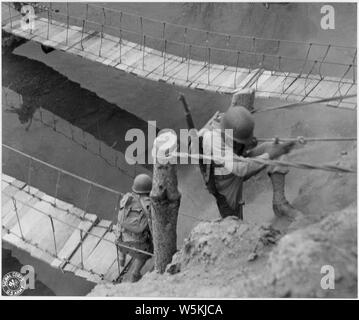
[132,174,152,194]
[220,106,255,144]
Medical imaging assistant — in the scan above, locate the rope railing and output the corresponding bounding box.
[3,144,123,196]
[86,3,356,50]
[173,151,356,174]
[41,8,354,71]
[10,14,355,100]
[2,184,155,258]
[1,167,208,280]
[2,143,209,225]
[252,93,357,113]
[2,143,124,229]
[2,225,115,282]
[6,1,353,81]
[45,5,355,92]
[4,2,356,97]
[256,137,357,143]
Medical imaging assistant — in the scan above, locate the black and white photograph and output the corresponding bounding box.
[0,1,357,301]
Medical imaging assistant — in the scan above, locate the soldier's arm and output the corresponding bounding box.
[229,152,269,179]
[205,130,268,178]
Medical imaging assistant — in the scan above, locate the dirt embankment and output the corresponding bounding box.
[90,149,356,298]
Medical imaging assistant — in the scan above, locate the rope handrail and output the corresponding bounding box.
[3,177,111,229]
[86,3,356,50]
[252,93,357,113]
[1,189,154,257]
[173,152,356,174]
[3,176,209,228]
[2,143,123,196]
[256,137,357,143]
[2,143,209,224]
[2,225,116,282]
[42,10,356,70]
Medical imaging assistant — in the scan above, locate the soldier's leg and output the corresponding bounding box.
[267,155,301,219]
[216,194,242,219]
[130,256,148,283]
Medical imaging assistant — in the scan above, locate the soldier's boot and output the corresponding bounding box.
[130,273,142,283]
[268,172,301,220]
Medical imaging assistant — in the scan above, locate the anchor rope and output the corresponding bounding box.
[171,151,356,174]
[252,94,357,113]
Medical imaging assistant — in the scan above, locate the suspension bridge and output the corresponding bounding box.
[2,3,357,109]
[1,143,213,284]
[2,173,122,283]
[1,143,156,284]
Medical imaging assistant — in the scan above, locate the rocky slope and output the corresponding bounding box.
[89,149,357,298]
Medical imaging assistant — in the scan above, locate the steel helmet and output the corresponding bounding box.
[132,174,152,194]
[220,106,255,144]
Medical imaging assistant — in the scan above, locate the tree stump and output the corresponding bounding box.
[150,132,181,273]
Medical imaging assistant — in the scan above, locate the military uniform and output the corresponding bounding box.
[115,192,153,282]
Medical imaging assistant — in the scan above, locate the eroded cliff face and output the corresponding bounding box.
[89,206,356,298]
[89,150,357,298]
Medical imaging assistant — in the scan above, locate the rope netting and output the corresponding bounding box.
[3,143,217,283]
[2,225,114,282]
[4,2,357,85]
[2,143,208,224]
[2,144,209,280]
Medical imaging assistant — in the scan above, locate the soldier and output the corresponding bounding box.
[115,174,153,282]
[199,92,300,221]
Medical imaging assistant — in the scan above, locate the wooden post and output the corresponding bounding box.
[150,132,181,273]
[231,87,255,111]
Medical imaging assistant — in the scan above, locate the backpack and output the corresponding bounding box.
[116,192,151,244]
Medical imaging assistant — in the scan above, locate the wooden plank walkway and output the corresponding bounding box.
[2,16,356,109]
[1,173,123,283]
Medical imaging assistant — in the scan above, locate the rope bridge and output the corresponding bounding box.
[2,2,357,109]
[1,144,211,284]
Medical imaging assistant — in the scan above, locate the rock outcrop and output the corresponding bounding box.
[89,204,356,297]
